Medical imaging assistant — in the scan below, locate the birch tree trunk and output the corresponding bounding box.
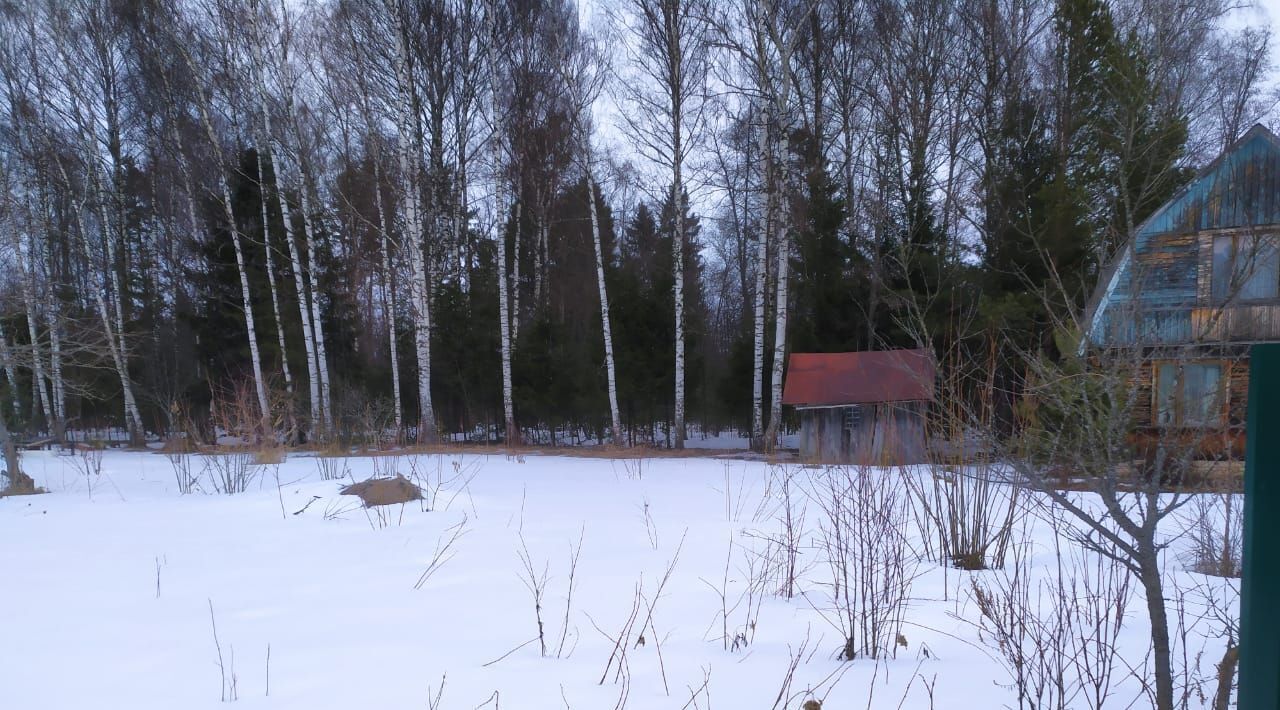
[386,0,438,442]
[296,180,335,434]
[91,285,145,443]
[762,106,791,452]
[12,233,52,433]
[169,33,273,437]
[88,194,146,443]
[495,188,517,445]
[251,16,321,442]
[763,215,790,452]
[268,156,321,437]
[587,171,622,446]
[193,108,273,435]
[37,221,66,438]
[511,198,522,343]
[486,0,517,445]
[44,304,65,432]
[747,172,768,450]
[255,143,294,397]
[673,165,687,449]
[219,176,272,438]
[373,158,404,435]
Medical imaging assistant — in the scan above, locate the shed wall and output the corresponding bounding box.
[798,403,927,465]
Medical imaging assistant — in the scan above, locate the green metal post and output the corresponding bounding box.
[1240,342,1280,709]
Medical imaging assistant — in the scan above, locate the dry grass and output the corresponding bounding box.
[252,445,286,466]
[340,475,423,507]
[160,436,199,454]
[303,442,753,461]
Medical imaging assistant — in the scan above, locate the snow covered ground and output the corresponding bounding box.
[0,450,1238,709]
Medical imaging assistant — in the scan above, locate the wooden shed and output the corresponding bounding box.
[782,350,935,465]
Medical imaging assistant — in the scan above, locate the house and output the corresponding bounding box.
[1085,124,1280,458]
[781,349,935,465]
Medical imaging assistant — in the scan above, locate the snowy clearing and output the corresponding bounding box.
[0,450,1239,709]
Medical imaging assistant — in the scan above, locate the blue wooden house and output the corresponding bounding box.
[1085,124,1280,456]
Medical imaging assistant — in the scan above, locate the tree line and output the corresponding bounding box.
[0,0,1271,449]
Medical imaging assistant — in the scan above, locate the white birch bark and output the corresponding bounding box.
[11,232,51,431]
[187,91,273,435]
[44,293,65,430]
[373,160,404,434]
[250,11,321,440]
[486,0,517,444]
[587,171,622,445]
[673,168,687,449]
[35,193,66,432]
[764,212,790,451]
[255,143,294,396]
[296,180,334,432]
[268,156,321,435]
[220,175,272,436]
[386,0,438,442]
[85,167,145,442]
[751,144,769,449]
[762,112,792,452]
[91,283,145,442]
[511,198,522,343]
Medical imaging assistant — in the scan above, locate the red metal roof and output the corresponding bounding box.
[782,350,935,407]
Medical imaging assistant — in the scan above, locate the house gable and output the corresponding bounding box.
[1087,125,1280,347]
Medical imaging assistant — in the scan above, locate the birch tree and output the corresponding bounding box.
[560,20,622,446]
[162,1,273,436]
[383,0,439,442]
[614,0,715,448]
[485,0,518,445]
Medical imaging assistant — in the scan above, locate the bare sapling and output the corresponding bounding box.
[414,515,471,590]
[969,531,1075,710]
[205,450,258,495]
[743,464,811,599]
[69,443,106,499]
[1183,492,1242,579]
[314,449,351,482]
[700,532,765,652]
[427,674,447,710]
[968,509,1135,710]
[208,599,238,702]
[682,666,711,710]
[911,342,1021,570]
[556,526,585,658]
[166,452,201,494]
[516,530,551,657]
[807,465,918,660]
[595,534,685,693]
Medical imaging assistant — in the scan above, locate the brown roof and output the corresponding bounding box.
[782,350,935,407]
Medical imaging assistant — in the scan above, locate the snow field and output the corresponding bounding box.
[0,450,1238,709]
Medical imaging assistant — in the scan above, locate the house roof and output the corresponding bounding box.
[782,350,935,408]
[1084,124,1280,347]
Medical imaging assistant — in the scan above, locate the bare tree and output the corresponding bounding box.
[382,0,439,442]
[614,0,715,448]
[559,18,623,446]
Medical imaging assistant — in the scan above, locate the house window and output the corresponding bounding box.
[843,405,863,432]
[1155,362,1223,427]
[1213,234,1279,302]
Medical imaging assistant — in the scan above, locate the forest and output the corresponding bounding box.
[0,0,1272,449]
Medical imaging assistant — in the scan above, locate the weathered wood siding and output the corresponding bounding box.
[1096,128,1280,346]
[1129,349,1250,458]
[798,403,927,465]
